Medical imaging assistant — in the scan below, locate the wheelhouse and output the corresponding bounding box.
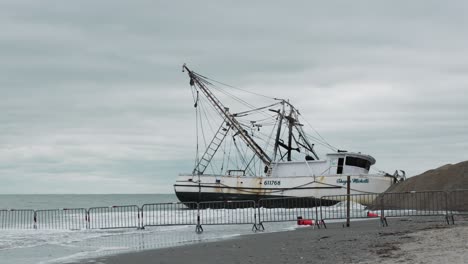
[327,152,376,175]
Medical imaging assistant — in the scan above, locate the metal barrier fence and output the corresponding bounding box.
[379,191,448,219]
[35,208,88,230]
[0,209,35,229]
[320,193,381,224]
[88,205,140,229]
[447,189,468,216]
[258,197,320,228]
[142,202,198,228]
[199,200,257,226]
[1,190,467,232]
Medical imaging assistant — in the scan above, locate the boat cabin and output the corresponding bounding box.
[270,152,376,177]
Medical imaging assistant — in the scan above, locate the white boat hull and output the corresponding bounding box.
[174,174,395,204]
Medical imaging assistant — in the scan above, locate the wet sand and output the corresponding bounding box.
[73,216,468,264]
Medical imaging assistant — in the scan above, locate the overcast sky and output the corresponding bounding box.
[1,1,467,194]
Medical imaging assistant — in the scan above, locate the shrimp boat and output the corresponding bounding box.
[174,65,399,205]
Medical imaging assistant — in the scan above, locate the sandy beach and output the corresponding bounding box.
[71,216,468,264]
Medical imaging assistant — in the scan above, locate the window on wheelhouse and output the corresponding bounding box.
[337,158,344,174]
[345,156,371,170]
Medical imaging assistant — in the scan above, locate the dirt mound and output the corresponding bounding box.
[375,160,468,211]
[387,160,468,193]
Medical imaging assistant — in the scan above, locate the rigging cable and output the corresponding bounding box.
[193,72,275,100]
[232,137,255,175]
[300,114,338,151]
[197,75,275,120]
[191,86,200,172]
[233,102,281,117]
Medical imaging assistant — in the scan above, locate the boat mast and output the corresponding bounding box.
[272,100,301,162]
[284,101,320,161]
[272,101,285,161]
[286,105,294,162]
[183,65,272,169]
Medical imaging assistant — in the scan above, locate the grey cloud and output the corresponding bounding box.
[1,0,467,193]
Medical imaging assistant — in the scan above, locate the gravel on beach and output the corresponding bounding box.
[72,216,468,264]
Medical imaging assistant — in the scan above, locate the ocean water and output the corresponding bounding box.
[0,194,178,210]
[0,194,298,264]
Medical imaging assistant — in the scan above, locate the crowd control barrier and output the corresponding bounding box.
[198,200,258,231]
[141,202,198,228]
[88,205,140,229]
[319,193,382,225]
[1,189,466,232]
[0,209,35,229]
[35,208,87,230]
[446,189,468,223]
[379,191,448,223]
[258,197,321,229]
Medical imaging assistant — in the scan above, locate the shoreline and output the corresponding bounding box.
[70,216,468,264]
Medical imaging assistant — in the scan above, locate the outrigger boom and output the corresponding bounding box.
[183,64,272,173]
